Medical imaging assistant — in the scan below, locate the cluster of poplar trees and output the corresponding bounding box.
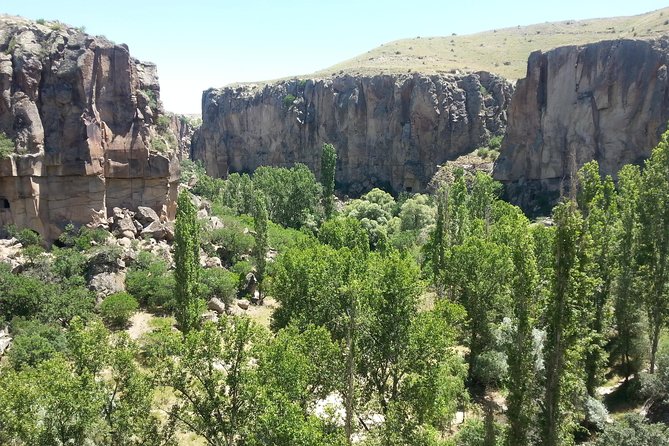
[0,133,668,445]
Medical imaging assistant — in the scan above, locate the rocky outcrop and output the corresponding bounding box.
[194,72,512,194]
[0,16,179,241]
[494,38,669,213]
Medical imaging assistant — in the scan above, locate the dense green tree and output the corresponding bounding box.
[636,132,669,373]
[126,251,175,311]
[542,201,589,446]
[318,216,370,253]
[253,164,322,228]
[577,161,617,395]
[174,191,202,333]
[252,191,269,291]
[495,211,541,446]
[445,235,512,382]
[321,143,337,219]
[588,415,669,446]
[613,164,646,379]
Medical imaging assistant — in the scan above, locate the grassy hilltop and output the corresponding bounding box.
[312,7,669,80]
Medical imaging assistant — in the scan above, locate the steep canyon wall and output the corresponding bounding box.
[494,38,669,212]
[0,16,179,240]
[193,73,512,194]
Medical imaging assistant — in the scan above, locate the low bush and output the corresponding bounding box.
[100,292,138,327]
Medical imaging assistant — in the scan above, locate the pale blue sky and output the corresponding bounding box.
[2,1,668,113]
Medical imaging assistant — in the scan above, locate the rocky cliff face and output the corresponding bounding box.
[494,38,669,212]
[194,72,512,194]
[0,16,179,241]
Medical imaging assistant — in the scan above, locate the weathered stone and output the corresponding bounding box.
[0,15,179,241]
[193,73,512,195]
[136,206,160,226]
[89,271,126,297]
[114,216,138,236]
[237,299,250,310]
[140,220,165,240]
[494,38,669,213]
[207,297,227,314]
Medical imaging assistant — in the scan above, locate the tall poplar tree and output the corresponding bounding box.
[252,191,269,294]
[637,132,669,373]
[543,200,584,446]
[613,164,646,379]
[174,190,202,334]
[577,161,617,395]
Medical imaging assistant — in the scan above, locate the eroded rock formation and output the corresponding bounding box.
[0,15,179,241]
[194,72,512,194]
[494,38,669,213]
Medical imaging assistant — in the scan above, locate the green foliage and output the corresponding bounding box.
[174,191,203,333]
[0,320,166,446]
[203,225,254,266]
[6,225,42,247]
[199,267,239,307]
[0,131,14,158]
[253,164,322,228]
[283,93,297,108]
[252,191,269,285]
[398,193,436,231]
[7,319,67,370]
[156,114,171,131]
[100,292,139,328]
[321,143,337,219]
[636,130,669,373]
[0,263,94,324]
[150,137,168,153]
[142,89,158,109]
[588,415,669,446]
[319,216,370,253]
[126,251,175,311]
[58,223,110,251]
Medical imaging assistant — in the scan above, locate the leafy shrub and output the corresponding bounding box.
[150,137,168,153]
[142,89,158,109]
[156,115,172,131]
[398,194,435,231]
[452,418,506,446]
[488,135,503,150]
[126,252,175,311]
[476,147,490,158]
[588,414,669,446]
[200,268,239,306]
[7,225,42,247]
[0,132,14,157]
[7,319,67,370]
[0,263,94,324]
[58,224,110,251]
[283,94,296,108]
[472,350,508,387]
[100,292,138,327]
[253,164,322,228]
[36,18,46,25]
[204,226,254,266]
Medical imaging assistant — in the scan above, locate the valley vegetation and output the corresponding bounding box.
[0,137,669,446]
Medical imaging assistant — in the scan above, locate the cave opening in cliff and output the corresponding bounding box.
[0,198,9,209]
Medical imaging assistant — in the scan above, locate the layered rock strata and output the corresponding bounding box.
[194,72,512,194]
[0,16,179,240]
[494,38,669,212]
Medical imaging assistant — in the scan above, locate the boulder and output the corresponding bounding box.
[89,271,126,297]
[207,297,227,314]
[141,221,166,240]
[136,206,160,226]
[237,299,250,310]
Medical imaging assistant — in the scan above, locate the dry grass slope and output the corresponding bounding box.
[312,7,669,80]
